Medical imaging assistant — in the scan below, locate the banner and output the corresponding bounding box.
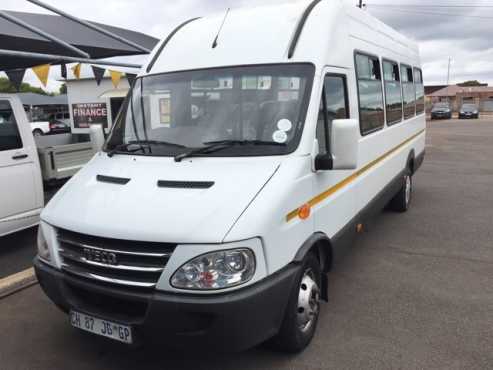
[109,70,122,88]
[61,64,67,79]
[126,73,137,86]
[6,69,26,91]
[71,63,81,79]
[32,64,50,87]
[91,66,106,86]
[72,103,108,129]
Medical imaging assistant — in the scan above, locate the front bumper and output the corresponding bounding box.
[431,112,451,119]
[34,257,299,351]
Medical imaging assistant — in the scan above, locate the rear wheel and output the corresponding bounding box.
[270,252,321,353]
[33,129,43,137]
[389,172,412,213]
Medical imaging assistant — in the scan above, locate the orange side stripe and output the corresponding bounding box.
[286,129,425,222]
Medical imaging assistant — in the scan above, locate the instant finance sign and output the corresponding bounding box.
[72,103,108,129]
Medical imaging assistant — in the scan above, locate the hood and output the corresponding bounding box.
[42,154,281,243]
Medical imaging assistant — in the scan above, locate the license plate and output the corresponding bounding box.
[70,311,133,344]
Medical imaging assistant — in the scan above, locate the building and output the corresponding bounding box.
[65,76,131,134]
[427,85,493,112]
[16,92,68,121]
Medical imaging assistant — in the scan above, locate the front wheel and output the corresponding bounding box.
[270,252,321,353]
[33,129,44,137]
[389,172,412,212]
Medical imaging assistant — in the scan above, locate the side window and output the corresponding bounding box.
[0,100,23,151]
[401,64,416,119]
[414,68,425,114]
[383,60,402,125]
[317,74,349,154]
[316,96,328,154]
[355,53,385,135]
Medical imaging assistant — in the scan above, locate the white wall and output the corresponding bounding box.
[66,78,130,134]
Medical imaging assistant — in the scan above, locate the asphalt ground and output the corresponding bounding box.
[0,118,492,369]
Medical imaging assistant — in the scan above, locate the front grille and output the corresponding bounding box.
[57,229,176,290]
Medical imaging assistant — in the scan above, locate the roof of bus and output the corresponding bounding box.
[144,0,420,76]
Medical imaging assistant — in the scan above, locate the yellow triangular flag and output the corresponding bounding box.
[71,63,81,79]
[109,70,122,88]
[32,64,50,87]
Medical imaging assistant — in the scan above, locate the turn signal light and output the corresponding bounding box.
[298,203,311,220]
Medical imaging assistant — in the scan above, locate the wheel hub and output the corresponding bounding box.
[297,269,320,333]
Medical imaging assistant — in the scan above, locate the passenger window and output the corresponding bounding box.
[401,65,416,119]
[414,68,425,114]
[355,53,385,135]
[0,100,23,151]
[317,74,349,154]
[383,60,402,125]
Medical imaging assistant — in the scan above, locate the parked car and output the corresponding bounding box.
[49,112,71,126]
[430,102,452,120]
[0,94,103,237]
[459,104,479,119]
[30,120,51,136]
[48,119,71,134]
[34,0,426,353]
[0,96,44,236]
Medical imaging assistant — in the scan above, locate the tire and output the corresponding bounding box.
[33,129,44,137]
[389,171,412,213]
[270,252,322,353]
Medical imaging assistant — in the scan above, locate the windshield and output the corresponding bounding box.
[462,104,477,110]
[433,103,450,109]
[106,64,315,157]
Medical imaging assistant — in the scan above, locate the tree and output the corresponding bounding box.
[59,83,67,95]
[457,80,487,87]
[0,77,52,95]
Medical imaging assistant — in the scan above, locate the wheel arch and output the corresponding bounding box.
[293,232,333,301]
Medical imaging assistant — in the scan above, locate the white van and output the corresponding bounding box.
[35,0,425,352]
[0,95,44,237]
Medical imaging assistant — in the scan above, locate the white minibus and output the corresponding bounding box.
[35,0,426,352]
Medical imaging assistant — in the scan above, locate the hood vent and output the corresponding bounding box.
[157,180,214,189]
[97,175,131,185]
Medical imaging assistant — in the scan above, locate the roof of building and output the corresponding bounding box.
[16,92,68,106]
[425,85,447,96]
[429,85,493,97]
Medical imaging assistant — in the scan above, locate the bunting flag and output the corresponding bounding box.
[6,69,26,92]
[61,64,67,79]
[91,66,106,86]
[109,70,122,88]
[126,73,137,86]
[32,64,51,87]
[71,63,81,79]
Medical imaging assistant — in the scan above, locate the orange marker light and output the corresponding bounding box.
[298,203,311,220]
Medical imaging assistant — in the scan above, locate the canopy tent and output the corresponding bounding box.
[0,4,159,71]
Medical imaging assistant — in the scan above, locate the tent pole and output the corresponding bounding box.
[0,49,142,69]
[0,11,90,58]
[27,0,152,54]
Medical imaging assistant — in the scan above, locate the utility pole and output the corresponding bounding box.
[446,57,452,104]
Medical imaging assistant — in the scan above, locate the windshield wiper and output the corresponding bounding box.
[174,140,286,162]
[108,140,186,158]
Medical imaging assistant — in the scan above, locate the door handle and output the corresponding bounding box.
[12,154,28,160]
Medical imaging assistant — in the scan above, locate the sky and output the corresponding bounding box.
[1,0,492,92]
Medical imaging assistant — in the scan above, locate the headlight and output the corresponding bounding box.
[37,226,51,263]
[171,249,255,290]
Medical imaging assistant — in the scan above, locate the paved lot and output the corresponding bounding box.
[0,119,492,369]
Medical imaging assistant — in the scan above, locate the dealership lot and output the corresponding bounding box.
[0,118,492,369]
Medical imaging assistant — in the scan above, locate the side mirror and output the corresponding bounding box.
[330,118,359,170]
[89,124,105,153]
